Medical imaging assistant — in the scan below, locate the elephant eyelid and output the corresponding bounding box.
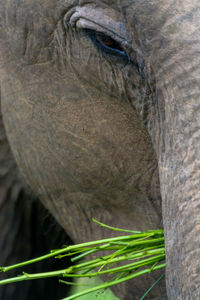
[64,8,129,58]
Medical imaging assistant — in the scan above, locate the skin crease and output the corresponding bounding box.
[0,0,200,299]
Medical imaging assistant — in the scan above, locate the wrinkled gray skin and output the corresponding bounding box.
[0,0,200,299]
[0,113,71,299]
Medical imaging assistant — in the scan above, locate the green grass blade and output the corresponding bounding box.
[140,273,165,300]
[62,263,166,300]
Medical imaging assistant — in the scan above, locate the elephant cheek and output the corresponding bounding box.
[33,101,155,199]
[2,89,160,235]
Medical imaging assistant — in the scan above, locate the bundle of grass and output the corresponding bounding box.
[0,219,165,299]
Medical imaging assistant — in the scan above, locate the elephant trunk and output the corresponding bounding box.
[151,29,200,298]
[160,111,200,299]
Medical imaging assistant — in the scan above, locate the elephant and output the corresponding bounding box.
[0,111,72,299]
[0,0,200,299]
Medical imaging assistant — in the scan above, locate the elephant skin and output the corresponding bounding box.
[0,0,200,299]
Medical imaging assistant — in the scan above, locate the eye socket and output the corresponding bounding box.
[85,29,128,58]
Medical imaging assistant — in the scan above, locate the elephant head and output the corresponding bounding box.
[0,0,200,299]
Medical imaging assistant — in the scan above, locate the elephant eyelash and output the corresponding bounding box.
[85,29,128,58]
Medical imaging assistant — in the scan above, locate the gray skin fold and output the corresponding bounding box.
[0,0,199,299]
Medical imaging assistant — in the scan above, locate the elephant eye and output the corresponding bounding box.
[95,32,125,53]
[86,30,128,57]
